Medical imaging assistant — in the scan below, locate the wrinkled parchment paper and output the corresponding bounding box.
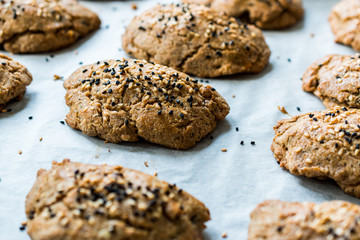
[1,0,359,239]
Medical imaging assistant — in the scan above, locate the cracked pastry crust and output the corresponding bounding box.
[64,58,229,149]
[182,0,304,30]
[329,0,360,51]
[0,54,32,107]
[271,107,360,198]
[249,200,360,240]
[121,3,270,78]
[26,159,210,240]
[0,0,101,53]
[303,54,360,109]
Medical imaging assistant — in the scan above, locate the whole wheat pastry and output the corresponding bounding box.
[64,58,229,149]
[0,54,32,108]
[26,159,210,240]
[271,107,360,198]
[303,54,360,109]
[122,3,270,78]
[329,0,360,51]
[249,200,360,240]
[182,0,304,29]
[0,0,101,53]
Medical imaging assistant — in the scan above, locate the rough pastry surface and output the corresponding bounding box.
[249,200,360,240]
[271,107,360,198]
[182,0,304,29]
[0,0,101,53]
[303,54,360,109]
[26,159,210,240]
[64,58,229,149]
[329,0,360,51]
[0,53,32,106]
[122,3,270,78]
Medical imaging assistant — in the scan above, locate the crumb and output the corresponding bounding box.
[104,140,109,143]
[95,155,99,159]
[74,51,78,55]
[221,149,227,152]
[18,150,22,155]
[232,94,235,98]
[154,172,158,177]
[1,109,7,113]
[108,149,111,153]
[131,3,137,10]
[310,33,315,37]
[278,106,288,115]
[222,233,227,238]
[53,74,63,80]
[144,161,149,167]
[39,137,43,142]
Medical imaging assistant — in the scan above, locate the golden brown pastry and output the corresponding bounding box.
[64,58,229,149]
[249,200,360,240]
[0,0,101,53]
[182,0,304,29]
[0,54,32,108]
[303,54,360,109]
[122,3,270,78]
[329,0,360,51]
[271,107,360,198]
[26,159,210,240]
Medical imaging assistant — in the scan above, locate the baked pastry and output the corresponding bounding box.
[0,54,32,108]
[64,58,229,149]
[26,159,210,240]
[329,0,360,51]
[249,200,360,240]
[122,3,270,78]
[0,0,101,53]
[303,54,360,109]
[271,107,360,198]
[182,0,304,29]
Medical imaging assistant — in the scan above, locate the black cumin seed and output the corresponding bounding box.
[60,121,65,125]
[108,89,112,93]
[179,113,184,118]
[251,141,255,145]
[169,110,173,115]
[240,141,244,145]
[28,116,33,120]
[158,110,162,115]
[235,127,239,132]
[297,107,301,111]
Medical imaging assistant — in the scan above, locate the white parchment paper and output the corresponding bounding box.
[1,0,359,239]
